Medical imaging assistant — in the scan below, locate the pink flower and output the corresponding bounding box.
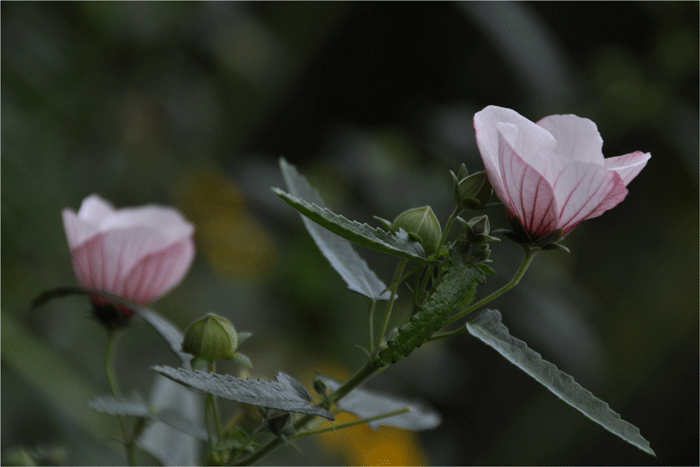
[474,105,650,241]
[62,194,195,318]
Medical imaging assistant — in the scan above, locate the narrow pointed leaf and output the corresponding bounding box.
[87,394,150,417]
[318,376,441,430]
[135,306,192,367]
[152,366,334,420]
[273,187,428,264]
[153,408,208,442]
[280,158,391,300]
[467,309,655,456]
[31,287,192,367]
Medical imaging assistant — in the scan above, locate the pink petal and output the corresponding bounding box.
[121,238,196,303]
[77,194,116,223]
[537,115,604,165]
[551,162,628,235]
[604,151,651,186]
[474,106,556,210]
[101,207,194,242]
[62,209,99,250]
[70,231,195,303]
[497,129,560,238]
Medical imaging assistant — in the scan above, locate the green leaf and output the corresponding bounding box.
[279,158,391,300]
[467,309,655,456]
[154,408,208,442]
[135,306,192,367]
[152,366,334,420]
[273,187,429,265]
[31,287,193,367]
[317,376,441,430]
[87,393,150,417]
[88,392,208,443]
[374,253,486,366]
[137,375,205,466]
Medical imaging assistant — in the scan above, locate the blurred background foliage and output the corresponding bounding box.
[2,2,697,465]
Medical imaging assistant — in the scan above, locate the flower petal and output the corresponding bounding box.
[70,231,195,303]
[121,238,195,303]
[101,206,194,242]
[62,209,99,250]
[497,128,560,239]
[77,194,116,223]
[537,115,604,165]
[551,161,628,235]
[604,151,651,186]
[475,106,556,209]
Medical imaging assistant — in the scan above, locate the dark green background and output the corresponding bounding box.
[3,2,698,465]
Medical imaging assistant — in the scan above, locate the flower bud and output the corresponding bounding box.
[392,206,442,253]
[182,313,238,362]
[454,170,492,210]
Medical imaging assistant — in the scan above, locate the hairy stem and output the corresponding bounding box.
[439,248,539,330]
[233,360,382,465]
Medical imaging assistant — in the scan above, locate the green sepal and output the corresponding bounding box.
[226,351,253,368]
[476,264,497,276]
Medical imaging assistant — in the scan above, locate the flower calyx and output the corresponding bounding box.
[182,313,253,367]
[450,164,492,211]
[495,215,571,253]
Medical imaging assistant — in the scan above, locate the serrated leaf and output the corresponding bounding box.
[467,309,655,456]
[152,366,334,420]
[280,158,391,300]
[273,187,429,264]
[318,376,441,430]
[87,393,150,417]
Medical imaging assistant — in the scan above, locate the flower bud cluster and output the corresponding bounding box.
[454,215,500,266]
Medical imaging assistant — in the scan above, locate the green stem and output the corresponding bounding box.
[368,299,377,353]
[104,330,136,466]
[205,362,223,462]
[291,407,410,439]
[376,259,407,349]
[440,248,539,330]
[234,360,382,466]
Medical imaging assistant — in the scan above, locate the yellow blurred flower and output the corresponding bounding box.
[176,164,277,283]
[318,411,428,466]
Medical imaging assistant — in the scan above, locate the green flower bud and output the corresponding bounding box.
[182,313,238,362]
[468,215,491,238]
[453,169,492,210]
[392,206,442,253]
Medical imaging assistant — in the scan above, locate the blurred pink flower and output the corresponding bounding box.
[474,105,650,240]
[62,194,195,317]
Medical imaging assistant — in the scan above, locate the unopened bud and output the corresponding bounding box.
[454,170,492,210]
[182,313,238,362]
[392,206,442,253]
